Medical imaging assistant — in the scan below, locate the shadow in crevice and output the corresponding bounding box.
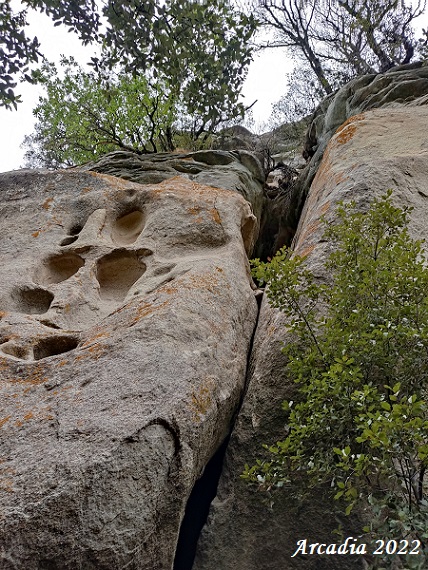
[173,437,230,570]
[253,170,305,262]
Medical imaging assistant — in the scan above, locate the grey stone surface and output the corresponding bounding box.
[78,149,266,241]
[194,105,428,570]
[300,62,428,196]
[0,170,259,569]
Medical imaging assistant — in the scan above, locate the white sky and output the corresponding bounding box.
[0,8,292,173]
[0,1,424,173]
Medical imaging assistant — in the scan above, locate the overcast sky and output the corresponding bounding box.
[0,7,292,174]
[1,2,425,174]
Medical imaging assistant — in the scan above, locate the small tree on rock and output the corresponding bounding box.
[22,58,178,168]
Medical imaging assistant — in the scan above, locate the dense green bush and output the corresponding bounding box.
[243,192,428,568]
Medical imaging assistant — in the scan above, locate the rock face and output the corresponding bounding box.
[255,64,428,272]
[194,105,428,569]
[79,149,266,240]
[2,70,428,570]
[0,170,259,569]
[301,62,428,195]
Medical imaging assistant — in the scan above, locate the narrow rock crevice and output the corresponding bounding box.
[173,286,264,570]
[173,436,231,570]
[180,168,310,568]
[253,170,307,261]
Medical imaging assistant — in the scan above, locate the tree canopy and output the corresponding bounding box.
[0,0,100,109]
[1,0,256,118]
[22,58,180,167]
[256,0,427,97]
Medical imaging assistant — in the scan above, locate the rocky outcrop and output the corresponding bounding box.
[194,104,428,568]
[79,149,266,239]
[0,170,259,569]
[301,62,428,196]
[256,63,428,260]
[2,66,428,570]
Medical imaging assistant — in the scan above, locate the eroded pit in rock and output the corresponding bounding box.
[11,287,54,314]
[112,210,145,245]
[60,223,84,246]
[96,250,146,302]
[35,253,85,285]
[33,336,79,360]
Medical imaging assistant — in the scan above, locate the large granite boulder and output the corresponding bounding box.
[0,170,259,569]
[194,106,428,569]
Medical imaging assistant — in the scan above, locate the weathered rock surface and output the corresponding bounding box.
[301,62,428,195]
[0,170,259,569]
[79,149,266,237]
[194,106,428,569]
[258,63,428,261]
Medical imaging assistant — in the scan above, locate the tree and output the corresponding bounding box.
[255,0,427,97]
[243,193,428,568]
[22,58,178,168]
[0,1,40,109]
[269,66,324,125]
[0,0,100,109]
[2,0,257,142]
[100,0,257,142]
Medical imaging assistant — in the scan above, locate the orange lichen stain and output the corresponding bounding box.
[88,171,140,197]
[0,416,11,429]
[310,145,347,196]
[0,464,15,493]
[298,220,321,244]
[334,113,365,145]
[1,361,49,387]
[297,244,317,259]
[188,206,201,215]
[210,207,222,224]
[319,201,331,216]
[158,284,179,295]
[80,331,110,349]
[42,197,54,210]
[32,231,40,238]
[267,325,277,337]
[189,378,216,422]
[0,311,6,319]
[15,411,34,427]
[129,300,170,326]
[74,343,107,362]
[151,176,236,203]
[80,187,93,194]
[188,273,220,293]
[56,360,68,368]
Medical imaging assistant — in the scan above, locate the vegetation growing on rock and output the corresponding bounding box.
[244,192,428,568]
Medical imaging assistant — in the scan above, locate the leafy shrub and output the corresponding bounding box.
[243,192,428,568]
